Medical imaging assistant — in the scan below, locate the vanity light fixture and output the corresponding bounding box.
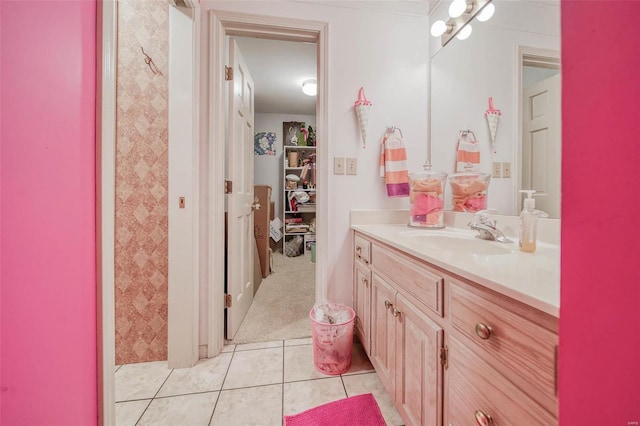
[456,24,473,40]
[449,0,472,18]
[431,0,494,47]
[302,79,317,97]
[476,2,495,21]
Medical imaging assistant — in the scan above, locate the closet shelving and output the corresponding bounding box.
[283,145,316,256]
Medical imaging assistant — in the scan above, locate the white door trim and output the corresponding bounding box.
[97,2,202,422]
[167,5,201,369]
[97,1,116,424]
[207,11,329,357]
[514,46,560,215]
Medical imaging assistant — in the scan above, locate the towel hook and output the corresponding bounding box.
[141,46,161,75]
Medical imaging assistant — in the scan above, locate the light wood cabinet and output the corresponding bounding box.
[353,234,372,355]
[357,237,444,426]
[395,292,443,426]
[448,280,558,418]
[353,259,371,354]
[369,273,397,396]
[447,335,556,426]
[353,231,558,426]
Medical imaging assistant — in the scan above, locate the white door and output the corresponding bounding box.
[226,38,256,339]
[522,73,561,218]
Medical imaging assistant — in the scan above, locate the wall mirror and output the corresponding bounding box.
[429,0,561,217]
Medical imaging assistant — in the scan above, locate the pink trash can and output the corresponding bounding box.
[309,303,355,375]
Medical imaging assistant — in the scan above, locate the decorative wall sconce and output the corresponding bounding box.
[431,0,495,46]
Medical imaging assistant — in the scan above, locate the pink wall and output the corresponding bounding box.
[560,1,640,423]
[0,1,97,424]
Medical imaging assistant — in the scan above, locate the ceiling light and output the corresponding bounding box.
[302,79,317,96]
[476,3,495,21]
[430,20,449,37]
[456,24,473,40]
[449,0,468,18]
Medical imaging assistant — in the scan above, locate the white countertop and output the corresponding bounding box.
[352,224,560,317]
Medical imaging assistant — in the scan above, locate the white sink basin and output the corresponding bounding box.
[407,234,515,256]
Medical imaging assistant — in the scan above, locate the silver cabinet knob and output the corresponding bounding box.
[475,323,493,340]
[474,410,493,426]
[384,300,392,310]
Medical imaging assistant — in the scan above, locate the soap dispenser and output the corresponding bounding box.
[518,190,548,253]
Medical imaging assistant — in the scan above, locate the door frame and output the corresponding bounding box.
[207,11,329,356]
[514,46,560,215]
[97,1,116,424]
[96,1,202,423]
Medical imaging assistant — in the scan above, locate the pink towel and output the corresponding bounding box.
[379,130,410,197]
[283,393,386,426]
[455,131,480,172]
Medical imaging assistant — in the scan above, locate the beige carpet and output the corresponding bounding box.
[231,250,316,344]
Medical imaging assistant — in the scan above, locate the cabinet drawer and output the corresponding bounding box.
[354,234,371,265]
[449,281,557,415]
[447,336,556,426]
[372,244,443,317]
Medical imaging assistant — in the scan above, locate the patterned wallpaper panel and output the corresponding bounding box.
[115,0,169,365]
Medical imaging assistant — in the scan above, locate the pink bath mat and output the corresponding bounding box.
[283,393,386,426]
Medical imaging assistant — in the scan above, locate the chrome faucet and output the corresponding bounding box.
[468,212,513,243]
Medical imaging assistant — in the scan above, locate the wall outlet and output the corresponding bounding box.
[492,162,502,178]
[502,162,511,178]
[334,157,345,175]
[346,157,357,175]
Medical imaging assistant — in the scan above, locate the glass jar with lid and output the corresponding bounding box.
[409,167,447,228]
[449,172,491,213]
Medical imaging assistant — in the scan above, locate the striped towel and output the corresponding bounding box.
[379,130,410,197]
[455,132,480,172]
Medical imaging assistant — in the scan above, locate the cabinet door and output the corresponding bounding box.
[370,273,397,396]
[354,260,371,355]
[395,293,443,426]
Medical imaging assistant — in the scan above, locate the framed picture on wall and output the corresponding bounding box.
[254,131,276,155]
[283,121,306,146]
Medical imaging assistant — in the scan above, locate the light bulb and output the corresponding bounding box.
[477,3,495,22]
[456,24,472,40]
[449,0,467,18]
[302,79,317,96]
[430,20,448,37]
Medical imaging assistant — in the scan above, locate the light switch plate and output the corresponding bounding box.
[334,157,345,175]
[492,162,502,178]
[502,162,511,178]
[346,157,357,175]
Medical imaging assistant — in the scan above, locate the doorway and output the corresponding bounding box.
[515,47,561,218]
[228,36,318,344]
[206,11,329,358]
[98,8,329,424]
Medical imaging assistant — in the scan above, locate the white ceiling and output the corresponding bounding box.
[235,37,317,116]
[232,1,439,116]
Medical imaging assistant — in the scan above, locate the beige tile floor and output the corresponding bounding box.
[115,338,404,425]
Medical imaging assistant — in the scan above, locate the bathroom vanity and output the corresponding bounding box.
[352,224,559,426]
